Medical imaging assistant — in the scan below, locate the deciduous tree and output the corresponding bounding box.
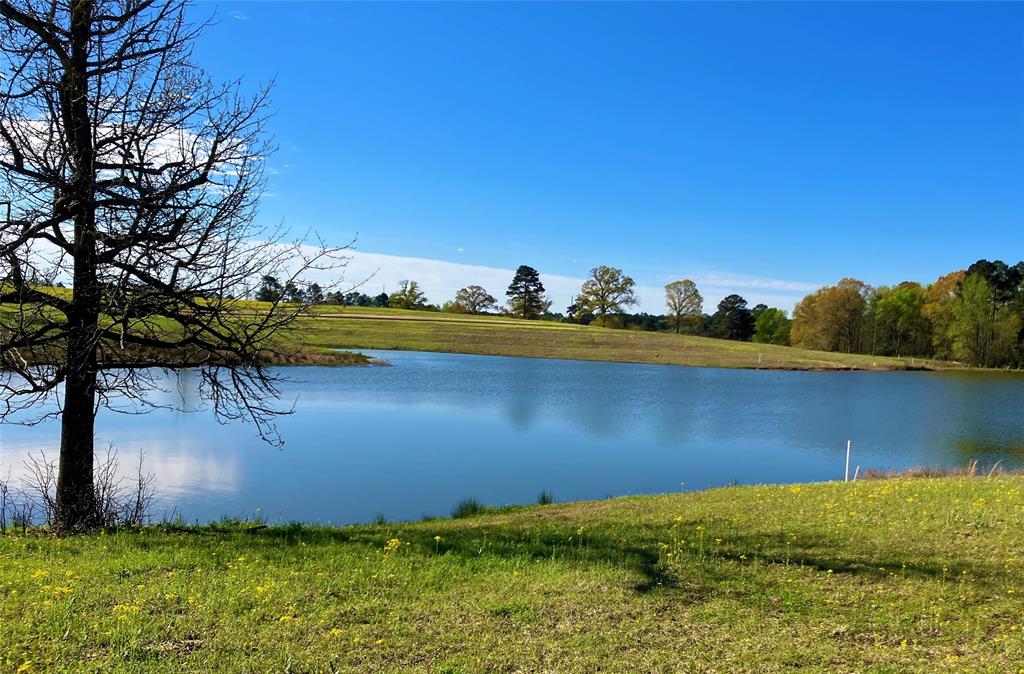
[451,285,497,314]
[0,0,342,531]
[923,270,965,360]
[872,282,929,357]
[752,308,791,345]
[575,266,637,325]
[791,279,870,353]
[664,279,702,334]
[949,273,1022,367]
[388,280,427,310]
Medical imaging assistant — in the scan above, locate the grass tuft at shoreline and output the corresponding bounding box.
[2,477,1022,672]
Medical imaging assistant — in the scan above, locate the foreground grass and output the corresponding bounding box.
[298,305,960,371]
[2,478,1022,672]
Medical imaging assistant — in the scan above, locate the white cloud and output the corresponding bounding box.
[2,117,244,185]
[8,226,816,313]
[688,275,820,293]
[315,249,816,314]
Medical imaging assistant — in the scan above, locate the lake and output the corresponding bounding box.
[2,350,1023,524]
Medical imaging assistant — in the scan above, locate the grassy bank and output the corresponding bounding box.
[297,305,961,371]
[258,347,370,367]
[2,477,1022,672]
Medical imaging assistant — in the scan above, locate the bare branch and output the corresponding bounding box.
[1,0,351,529]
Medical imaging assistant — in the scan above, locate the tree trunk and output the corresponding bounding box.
[56,360,98,530]
[55,0,100,531]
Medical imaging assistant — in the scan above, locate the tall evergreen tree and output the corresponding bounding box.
[711,294,755,341]
[506,265,548,319]
[255,276,284,303]
[307,283,325,305]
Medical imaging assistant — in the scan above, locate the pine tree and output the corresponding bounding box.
[506,266,548,320]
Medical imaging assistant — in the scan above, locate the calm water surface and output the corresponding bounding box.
[2,350,1023,524]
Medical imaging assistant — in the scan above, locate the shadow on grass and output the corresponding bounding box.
[156,518,681,594]
[149,514,1009,597]
[712,529,1007,589]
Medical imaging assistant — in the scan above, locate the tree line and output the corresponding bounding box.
[789,259,1023,368]
[261,257,1024,367]
[255,265,552,317]
[256,264,792,344]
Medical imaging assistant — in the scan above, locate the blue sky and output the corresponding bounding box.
[192,1,1023,312]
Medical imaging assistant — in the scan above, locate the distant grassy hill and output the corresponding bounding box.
[0,294,974,370]
[297,304,962,371]
[2,476,1022,672]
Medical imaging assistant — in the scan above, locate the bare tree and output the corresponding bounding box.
[21,450,57,526]
[91,445,156,526]
[0,0,344,531]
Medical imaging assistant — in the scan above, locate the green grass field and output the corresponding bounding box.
[297,305,961,371]
[2,477,1022,672]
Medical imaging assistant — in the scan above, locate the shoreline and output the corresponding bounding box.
[317,344,1018,374]
[299,308,995,373]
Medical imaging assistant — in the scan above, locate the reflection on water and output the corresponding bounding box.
[1,350,1022,524]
